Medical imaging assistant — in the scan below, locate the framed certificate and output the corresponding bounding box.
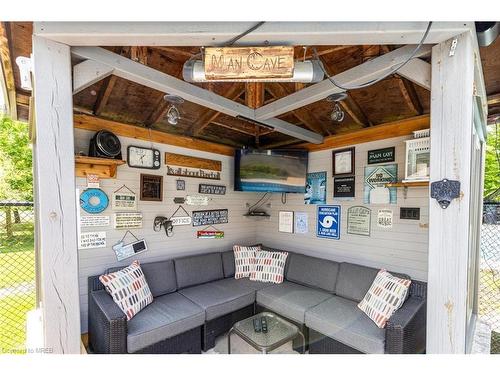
[333,147,355,176]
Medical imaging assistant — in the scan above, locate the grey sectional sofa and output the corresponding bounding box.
[88,246,426,354]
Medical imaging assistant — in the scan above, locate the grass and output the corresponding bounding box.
[491,331,500,354]
[0,251,35,289]
[0,291,36,353]
[479,269,500,317]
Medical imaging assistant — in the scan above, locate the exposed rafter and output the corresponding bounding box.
[0,22,17,119]
[93,76,117,116]
[255,44,432,120]
[396,76,423,115]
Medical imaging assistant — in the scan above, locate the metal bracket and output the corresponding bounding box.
[430,179,461,209]
[449,38,458,56]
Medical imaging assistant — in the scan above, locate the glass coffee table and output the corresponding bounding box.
[227,312,305,354]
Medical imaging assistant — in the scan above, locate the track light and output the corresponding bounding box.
[326,93,348,123]
[163,94,184,125]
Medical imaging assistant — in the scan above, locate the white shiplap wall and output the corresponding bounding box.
[75,129,259,332]
[255,135,429,282]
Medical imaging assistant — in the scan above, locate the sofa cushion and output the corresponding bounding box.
[256,281,332,323]
[220,276,269,292]
[108,259,177,298]
[234,245,260,279]
[335,263,380,302]
[286,253,340,293]
[127,292,205,353]
[221,250,235,278]
[179,278,256,320]
[305,296,385,354]
[175,253,224,289]
[250,250,288,284]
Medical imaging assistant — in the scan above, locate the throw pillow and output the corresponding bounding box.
[99,260,153,320]
[250,250,288,284]
[233,245,260,279]
[358,269,411,328]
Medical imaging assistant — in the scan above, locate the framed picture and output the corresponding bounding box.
[332,147,355,176]
[176,179,186,191]
[278,211,294,233]
[140,174,163,201]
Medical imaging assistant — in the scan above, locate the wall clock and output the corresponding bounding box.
[127,146,161,169]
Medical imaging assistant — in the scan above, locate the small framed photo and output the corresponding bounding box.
[333,147,355,176]
[176,179,185,191]
[140,174,163,201]
[278,211,294,234]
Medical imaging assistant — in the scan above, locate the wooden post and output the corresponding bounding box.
[32,36,81,354]
[427,31,476,354]
[5,206,12,238]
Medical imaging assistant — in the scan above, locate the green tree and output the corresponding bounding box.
[484,122,500,198]
[0,116,33,201]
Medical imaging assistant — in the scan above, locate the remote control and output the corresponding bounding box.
[253,318,262,332]
[261,317,268,333]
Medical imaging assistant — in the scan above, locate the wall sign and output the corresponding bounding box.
[197,230,224,239]
[377,209,393,229]
[140,174,163,201]
[203,46,294,81]
[400,207,420,220]
[199,184,226,195]
[80,188,109,214]
[176,179,186,191]
[368,147,395,164]
[278,211,294,233]
[79,231,106,249]
[80,215,110,228]
[364,164,398,204]
[112,231,147,262]
[86,174,100,188]
[192,209,229,227]
[171,216,192,226]
[294,212,309,234]
[186,195,210,206]
[334,176,355,198]
[317,205,341,240]
[347,206,371,236]
[305,172,326,204]
[166,153,221,180]
[112,186,137,211]
[114,212,143,229]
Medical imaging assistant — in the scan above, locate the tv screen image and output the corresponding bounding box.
[235,149,308,193]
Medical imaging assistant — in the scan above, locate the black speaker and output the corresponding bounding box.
[88,130,122,159]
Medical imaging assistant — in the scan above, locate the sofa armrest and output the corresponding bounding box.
[385,296,426,354]
[88,289,127,354]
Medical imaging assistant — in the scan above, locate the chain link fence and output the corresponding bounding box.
[0,200,35,354]
[479,202,500,353]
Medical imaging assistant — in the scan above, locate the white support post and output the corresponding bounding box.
[32,35,81,354]
[427,31,475,354]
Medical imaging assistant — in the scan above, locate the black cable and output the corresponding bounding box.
[247,192,270,213]
[281,192,287,204]
[225,22,266,46]
[313,21,433,91]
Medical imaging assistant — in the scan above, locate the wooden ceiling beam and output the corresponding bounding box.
[299,114,430,152]
[0,22,17,119]
[266,83,328,135]
[245,82,265,109]
[153,46,196,59]
[488,93,500,107]
[396,77,423,115]
[93,76,117,116]
[263,138,304,149]
[73,114,234,156]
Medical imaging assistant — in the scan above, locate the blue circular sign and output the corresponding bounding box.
[80,188,109,214]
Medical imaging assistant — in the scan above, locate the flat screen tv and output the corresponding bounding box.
[234,149,308,193]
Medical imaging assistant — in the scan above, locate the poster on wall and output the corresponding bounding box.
[334,176,355,199]
[368,147,395,164]
[294,212,309,234]
[80,215,110,228]
[347,206,371,236]
[192,209,228,227]
[79,231,106,249]
[305,171,326,204]
[112,191,137,211]
[377,209,393,229]
[363,164,398,204]
[278,211,294,233]
[114,212,143,229]
[317,205,341,240]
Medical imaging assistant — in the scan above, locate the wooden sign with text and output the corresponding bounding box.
[204,46,294,81]
[166,153,222,180]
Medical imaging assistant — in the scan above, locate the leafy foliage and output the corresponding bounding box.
[0,116,33,201]
[485,123,500,199]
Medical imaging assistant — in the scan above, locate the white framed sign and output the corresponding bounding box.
[186,195,209,206]
[80,215,110,228]
[171,216,192,226]
[294,212,308,234]
[377,209,393,229]
[347,206,371,236]
[279,211,294,233]
[114,212,143,229]
[79,231,106,249]
[112,191,137,211]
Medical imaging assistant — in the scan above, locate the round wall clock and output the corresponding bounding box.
[80,188,109,214]
[127,146,161,169]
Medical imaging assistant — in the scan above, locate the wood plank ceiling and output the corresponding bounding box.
[4,22,500,149]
